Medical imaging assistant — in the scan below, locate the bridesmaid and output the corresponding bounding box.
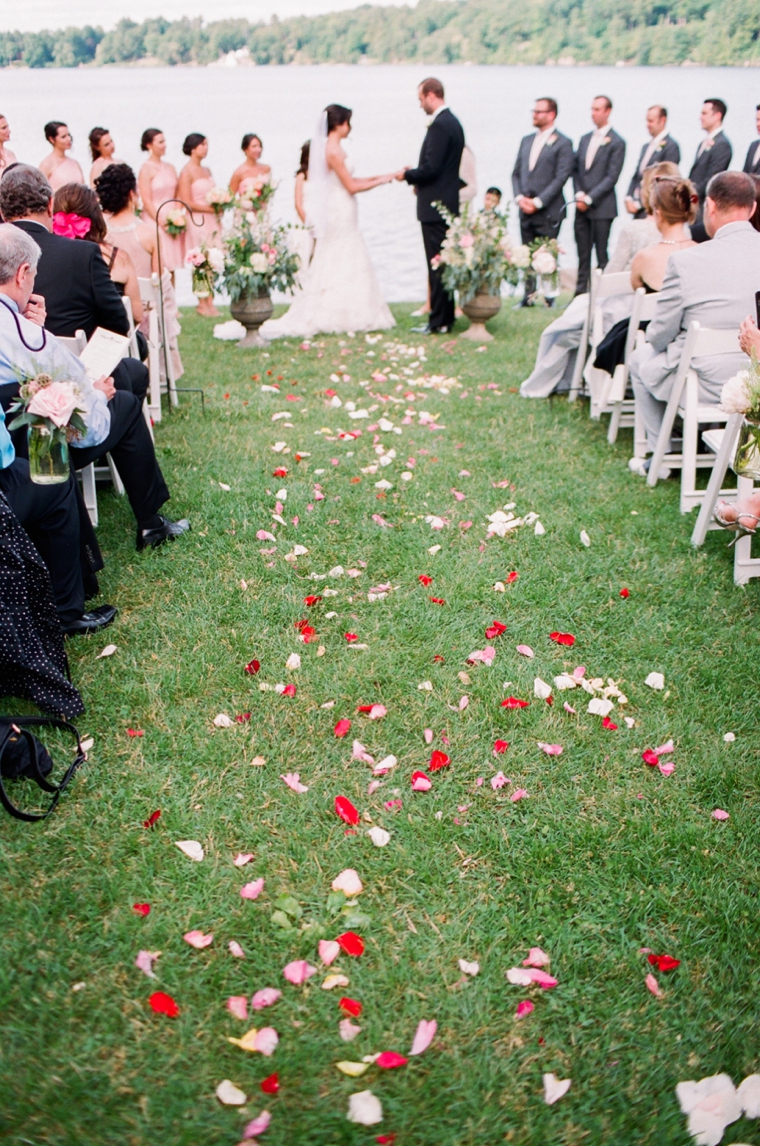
[39,121,85,190]
[229,133,271,198]
[138,127,185,276]
[177,132,220,316]
[0,114,16,173]
[290,141,314,294]
[89,126,122,187]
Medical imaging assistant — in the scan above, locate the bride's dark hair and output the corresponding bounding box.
[326,105,352,133]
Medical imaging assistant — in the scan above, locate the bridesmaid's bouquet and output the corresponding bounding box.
[433,203,526,303]
[186,245,225,299]
[163,206,187,236]
[235,180,276,216]
[205,186,233,215]
[220,214,300,302]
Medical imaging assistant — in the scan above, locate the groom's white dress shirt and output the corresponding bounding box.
[639,128,668,173]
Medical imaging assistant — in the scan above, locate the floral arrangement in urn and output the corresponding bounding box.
[220,213,300,304]
[721,355,760,479]
[8,370,87,484]
[185,244,225,299]
[163,205,187,236]
[432,203,527,303]
[205,186,233,215]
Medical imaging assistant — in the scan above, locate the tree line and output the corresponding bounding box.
[1,0,758,69]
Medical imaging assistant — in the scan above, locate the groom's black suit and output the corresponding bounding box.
[404,107,465,332]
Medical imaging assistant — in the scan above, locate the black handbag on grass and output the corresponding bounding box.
[0,716,85,822]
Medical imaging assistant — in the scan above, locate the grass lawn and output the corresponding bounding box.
[1,302,758,1146]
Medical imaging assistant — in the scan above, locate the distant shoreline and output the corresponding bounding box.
[3,59,759,71]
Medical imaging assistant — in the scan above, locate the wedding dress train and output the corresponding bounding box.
[260,158,394,339]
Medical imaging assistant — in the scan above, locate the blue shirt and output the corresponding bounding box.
[0,296,111,467]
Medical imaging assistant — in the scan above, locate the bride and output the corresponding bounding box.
[260,104,396,339]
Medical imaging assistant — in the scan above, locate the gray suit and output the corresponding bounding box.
[573,128,626,294]
[512,130,574,238]
[688,130,732,222]
[630,221,760,450]
[743,139,760,175]
[626,134,681,217]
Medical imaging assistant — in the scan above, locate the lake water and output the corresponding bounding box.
[2,63,758,305]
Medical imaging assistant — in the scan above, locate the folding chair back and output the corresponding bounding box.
[139,274,178,421]
[607,289,660,445]
[569,269,634,405]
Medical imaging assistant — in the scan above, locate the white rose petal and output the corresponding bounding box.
[458,959,480,976]
[588,697,614,717]
[97,644,117,659]
[347,1090,383,1126]
[645,672,665,690]
[213,713,234,728]
[723,732,736,743]
[215,1079,247,1106]
[286,653,301,670]
[175,840,204,862]
[580,530,591,547]
[367,826,391,847]
[534,677,552,700]
[543,1073,571,1105]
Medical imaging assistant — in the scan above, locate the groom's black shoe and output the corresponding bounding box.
[411,324,450,335]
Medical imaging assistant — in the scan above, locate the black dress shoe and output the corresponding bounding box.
[137,516,191,551]
[61,603,118,636]
[410,324,433,334]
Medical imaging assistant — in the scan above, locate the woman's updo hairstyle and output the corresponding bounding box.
[89,127,110,161]
[141,128,162,152]
[53,183,108,243]
[326,105,352,133]
[241,133,262,153]
[296,141,310,178]
[183,132,206,156]
[94,162,137,215]
[651,174,699,225]
[640,161,680,215]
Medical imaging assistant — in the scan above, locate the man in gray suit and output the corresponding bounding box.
[688,99,732,226]
[628,172,759,478]
[512,97,574,305]
[572,95,626,295]
[742,104,760,176]
[624,105,681,219]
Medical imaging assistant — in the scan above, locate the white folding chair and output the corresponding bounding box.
[646,322,746,514]
[690,416,760,584]
[59,330,124,527]
[568,269,633,406]
[604,289,660,445]
[138,274,178,423]
[122,295,154,440]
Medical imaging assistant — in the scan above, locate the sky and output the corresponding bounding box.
[2,0,415,33]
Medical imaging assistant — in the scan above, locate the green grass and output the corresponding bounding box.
[1,302,759,1146]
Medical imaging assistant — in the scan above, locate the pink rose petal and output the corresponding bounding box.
[252,988,282,1011]
[135,949,159,979]
[412,774,433,792]
[240,878,265,900]
[424,729,434,745]
[506,967,558,988]
[243,1111,272,1138]
[339,1018,362,1041]
[537,742,563,756]
[657,761,675,776]
[409,1018,437,1056]
[563,702,577,714]
[515,999,534,1019]
[352,740,374,764]
[234,852,254,867]
[712,809,730,821]
[368,704,387,719]
[516,645,534,658]
[319,939,341,966]
[229,940,245,958]
[523,947,551,968]
[283,960,318,985]
[183,930,213,949]
[491,771,509,790]
[645,972,662,997]
[281,772,308,793]
[510,788,529,802]
[227,995,248,1020]
[367,779,380,795]
[653,739,674,756]
[254,1027,279,1056]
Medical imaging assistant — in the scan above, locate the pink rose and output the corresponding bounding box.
[460,234,475,248]
[27,380,82,428]
[185,248,205,267]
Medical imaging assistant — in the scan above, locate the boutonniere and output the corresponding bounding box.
[703,139,714,151]
[656,141,666,151]
[546,135,557,146]
[600,137,611,146]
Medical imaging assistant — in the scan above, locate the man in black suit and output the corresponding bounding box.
[689,99,732,225]
[624,105,681,219]
[742,104,760,176]
[397,77,465,334]
[0,165,148,405]
[511,97,573,305]
[572,95,626,296]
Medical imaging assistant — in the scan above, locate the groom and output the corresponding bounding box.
[397,78,465,335]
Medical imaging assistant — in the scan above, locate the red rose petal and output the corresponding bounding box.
[549,632,576,647]
[148,991,179,1017]
[335,796,359,825]
[620,588,630,598]
[304,595,322,607]
[282,683,297,697]
[273,467,288,478]
[234,712,251,723]
[429,597,446,605]
[501,697,529,709]
[344,632,358,642]
[602,716,618,730]
[642,749,659,766]
[376,1052,408,1069]
[428,750,451,772]
[647,953,681,971]
[143,809,161,829]
[334,718,352,738]
[433,654,445,663]
[132,903,151,916]
[485,620,507,639]
[336,931,365,956]
[418,574,433,586]
[127,728,144,738]
[377,1137,397,1145]
[506,571,519,583]
[245,658,261,675]
[260,1072,280,1094]
[339,996,362,1017]
[493,739,509,754]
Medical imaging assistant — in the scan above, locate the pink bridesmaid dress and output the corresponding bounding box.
[188,175,220,247]
[141,159,185,272]
[47,157,85,191]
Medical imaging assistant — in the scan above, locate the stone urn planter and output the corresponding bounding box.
[459,293,501,342]
[230,289,274,348]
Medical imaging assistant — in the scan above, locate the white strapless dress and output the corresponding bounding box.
[260,159,394,339]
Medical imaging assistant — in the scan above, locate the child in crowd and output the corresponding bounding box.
[483,186,502,211]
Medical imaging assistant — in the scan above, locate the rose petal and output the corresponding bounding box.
[229,940,245,958]
[346,1090,383,1126]
[491,771,509,790]
[283,960,318,985]
[260,1072,280,1094]
[252,988,282,1010]
[281,772,308,793]
[523,947,551,967]
[428,750,450,772]
[458,959,479,976]
[319,939,341,966]
[227,995,248,1020]
[712,808,730,821]
[132,903,150,916]
[516,999,534,1019]
[336,931,365,957]
[240,878,265,900]
[215,1079,246,1105]
[516,644,534,658]
[243,1111,271,1138]
[148,990,179,1017]
[322,973,350,990]
[337,1060,369,1077]
[645,973,662,997]
[411,771,432,791]
[493,739,509,755]
[367,826,391,847]
[255,1027,279,1056]
[175,840,204,862]
[409,1018,437,1056]
[332,869,363,896]
[335,796,360,825]
[135,950,160,979]
[183,930,213,949]
[339,997,362,1017]
[376,1052,408,1069]
[510,788,529,802]
[234,853,254,867]
[537,742,563,756]
[543,1073,571,1104]
[339,1018,362,1041]
[647,953,681,972]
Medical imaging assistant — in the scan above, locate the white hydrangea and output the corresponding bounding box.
[532,250,557,275]
[511,244,531,268]
[720,371,752,415]
[250,252,269,274]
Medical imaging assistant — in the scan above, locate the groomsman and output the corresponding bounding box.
[742,104,760,175]
[688,99,732,223]
[572,95,626,296]
[624,106,681,218]
[511,97,573,305]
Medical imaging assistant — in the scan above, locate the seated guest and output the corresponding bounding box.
[0,165,149,404]
[0,224,116,634]
[593,175,697,378]
[52,182,144,329]
[628,171,759,479]
[712,314,760,535]
[0,224,190,552]
[520,163,672,399]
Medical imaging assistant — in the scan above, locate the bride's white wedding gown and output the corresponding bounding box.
[260,158,395,339]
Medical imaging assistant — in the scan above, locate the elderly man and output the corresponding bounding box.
[0,224,116,634]
[628,172,759,478]
[0,223,189,553]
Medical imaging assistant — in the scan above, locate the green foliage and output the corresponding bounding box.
[1,0,759,68]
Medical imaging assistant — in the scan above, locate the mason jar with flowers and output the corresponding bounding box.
[185,244,225,300]
[529,237,561,303]
[7,371,87,484]
[220,214,300,348]
[720,355,760,480]
[433,202,527,341]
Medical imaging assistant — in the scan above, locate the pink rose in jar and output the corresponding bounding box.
[185,247,205,267]
[27,380,82,428]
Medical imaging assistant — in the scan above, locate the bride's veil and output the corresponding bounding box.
[307,109,329,241]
